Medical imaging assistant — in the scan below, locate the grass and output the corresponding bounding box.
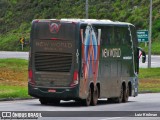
[0,58,160,99]
[139,68,160,92]
[139,40,160,55]
[0,58,28,70]
[0,58,30,99]
[139,68,160,79]
[0,86,30,99]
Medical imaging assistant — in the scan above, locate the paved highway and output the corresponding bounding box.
[0,51,28,60]
[0,51,160,68]
[0,93,160,120]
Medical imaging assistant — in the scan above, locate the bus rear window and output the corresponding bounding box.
[33,22,75,40]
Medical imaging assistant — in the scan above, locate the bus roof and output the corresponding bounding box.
[33,18,134,26]
[61,19,133,26]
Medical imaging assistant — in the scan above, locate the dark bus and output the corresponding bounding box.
[28,19,146,106]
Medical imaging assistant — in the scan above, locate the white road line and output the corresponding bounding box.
[100,117,124,120]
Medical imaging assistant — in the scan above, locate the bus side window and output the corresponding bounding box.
[115,27,125,45]
[110,26,115,45]
[101,26,113,46]
[121,27,126,45]
[122,27,131,46]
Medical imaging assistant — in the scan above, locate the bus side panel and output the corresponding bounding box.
[78,24,101,99]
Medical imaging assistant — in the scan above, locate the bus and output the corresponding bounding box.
[28,19,146,106]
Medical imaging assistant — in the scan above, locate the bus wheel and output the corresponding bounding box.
[39,98,48,105]
[92,86,98,106]
[123,86,129,102]
[84,87,92,106]
[115,85,123,103]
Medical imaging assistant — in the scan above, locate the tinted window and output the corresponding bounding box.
[114,26,131,45]
[100,26,130,46]
[101,26,114,46]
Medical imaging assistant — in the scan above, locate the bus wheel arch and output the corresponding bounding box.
[88,82,99,106]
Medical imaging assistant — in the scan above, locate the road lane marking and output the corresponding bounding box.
[100,117,124,120]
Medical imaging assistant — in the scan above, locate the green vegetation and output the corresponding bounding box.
[139,68,160,92]
[139,68,160,79]
[0,58,28,70]
[0,0,160,52]
[0,33,29,51]
[139,40,160,55]
[0,86,30,99]
[0,58,29,99]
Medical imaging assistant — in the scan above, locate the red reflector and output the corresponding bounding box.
[29,69,33,78]
[70,70,79,87]
[48,89,56,93]
[28,69,35,85]
[73,70,78,80]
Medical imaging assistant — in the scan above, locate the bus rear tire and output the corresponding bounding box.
[123,86,129,102]
[115,85,123,103]
[39,98,48,105]
[91,86,98,106]
[83,87,92,106]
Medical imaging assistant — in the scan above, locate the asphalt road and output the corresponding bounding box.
[0,51,29,60]
[0,51,160,68]
[0,93,160,120]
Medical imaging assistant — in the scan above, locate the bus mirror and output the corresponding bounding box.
[142,51,146,63]
[138,47,146,63]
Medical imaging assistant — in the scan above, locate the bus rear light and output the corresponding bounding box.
[29,69,33,78]
[73,70,78,80]
[70,70,79,87]
[28,69,35,85]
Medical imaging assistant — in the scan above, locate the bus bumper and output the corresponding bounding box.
[28,84,79,100]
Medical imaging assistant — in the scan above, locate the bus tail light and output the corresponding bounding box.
[28,69,35,85]
[70,70,79,87]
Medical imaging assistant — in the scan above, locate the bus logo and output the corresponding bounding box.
[49,23,61,33]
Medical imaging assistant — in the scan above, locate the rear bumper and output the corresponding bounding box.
[28,83,80,100]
